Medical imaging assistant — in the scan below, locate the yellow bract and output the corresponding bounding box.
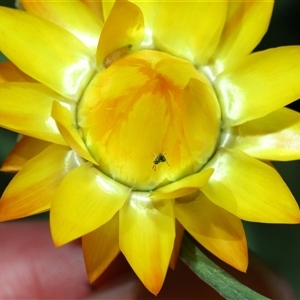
[0,0,300,296]
[78,50,220,189]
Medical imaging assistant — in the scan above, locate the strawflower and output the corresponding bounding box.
[1,0,300,295]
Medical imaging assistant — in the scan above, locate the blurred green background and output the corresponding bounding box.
[1,0,300,297]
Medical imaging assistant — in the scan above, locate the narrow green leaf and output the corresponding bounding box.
[179,234,270,300]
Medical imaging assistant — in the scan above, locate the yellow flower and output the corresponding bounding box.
[1,0,300,295]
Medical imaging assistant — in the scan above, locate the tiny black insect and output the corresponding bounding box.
[152,153,170,171]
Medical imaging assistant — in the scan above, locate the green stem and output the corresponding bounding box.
[179,234,270,300]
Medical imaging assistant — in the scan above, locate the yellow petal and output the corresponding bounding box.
[0,145,81,221]
[0,82,70,145]
[106,0,157,48]
[51,101,97,164]
[132,1,160,47]
[132,1,159,28]
[153,1,227,65]
[151,168,214,200]
[175,191,248,272]
[82,0,104,22]
[119,192,175,295]
[1,136,51,172]
[216,46,300,126]
[21,0,103,55]
[180,77,221,169]
[225,108,300,161]
[201,148,300,223]
[0,7,94,100]
[82,213,120,283]
[101,0,114,21]
[96,0,144,67]
[0,62,35,83]
[50,162,131,246]
[169,220,184,270]
[212,0,274,73]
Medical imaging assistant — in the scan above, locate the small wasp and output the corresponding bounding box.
[152,152,170,171]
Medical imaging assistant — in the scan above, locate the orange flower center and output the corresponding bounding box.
[77,50,220,190]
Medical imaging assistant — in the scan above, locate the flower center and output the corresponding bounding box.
[77,50,220,190]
